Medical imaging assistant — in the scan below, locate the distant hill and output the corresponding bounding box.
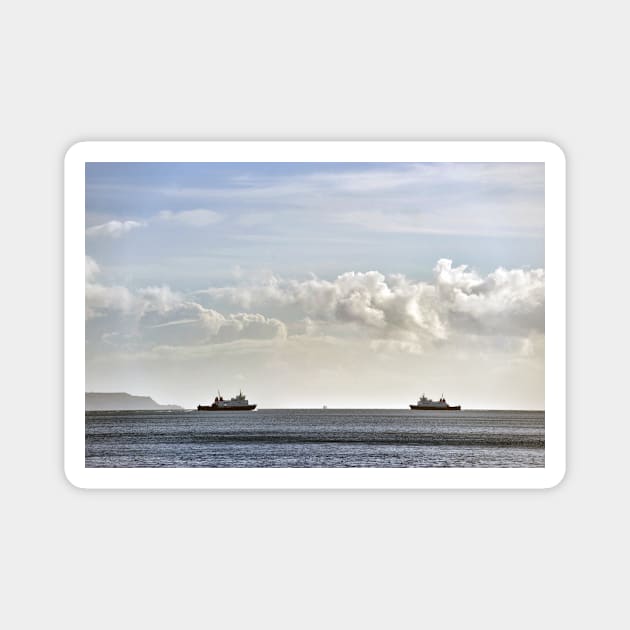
[86,392,183,411]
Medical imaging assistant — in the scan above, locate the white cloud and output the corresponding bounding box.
[201,259,544,344]
[138,298,286,346]
[331,204,543,238]
[85,209,222,242]
[85,257,141,319]
[137,285,185,314]
[169,163,542,200]
[85,258,286,345]
[85,282,139,319]
[86,258,544,409]
[157,209,222,227]
[86,256,544,411]
[86,256,100,281]
[88,164,543,238]
[86,220,145,238]
[433,259,545,336]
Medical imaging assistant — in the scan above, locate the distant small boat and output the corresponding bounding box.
[197,390,257,411]
[410,393,461,411]
[323,405,328,410]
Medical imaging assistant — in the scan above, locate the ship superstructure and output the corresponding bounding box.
[410,393,461,411]
[197,390,257,411]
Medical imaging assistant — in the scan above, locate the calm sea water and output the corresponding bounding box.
[85,409,544,468]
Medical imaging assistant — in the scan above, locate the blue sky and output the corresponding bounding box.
[86,162,545,408]
[86,162,544,287]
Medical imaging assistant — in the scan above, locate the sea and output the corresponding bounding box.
[85,409,544,468]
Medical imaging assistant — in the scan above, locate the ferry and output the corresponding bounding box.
[197,390,257,411]
[410,393,461,411]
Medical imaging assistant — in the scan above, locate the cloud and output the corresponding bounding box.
[85,209,222,242]
[136,285,185,314]
[87,163,543,238]
[86,220,145,238]
[85,258,286,346]
[138,298,286,346]
[86,260,180,321]
[86,256,100,281]
[160,163,542,200]
[433,259,545,336]
[85,258,544,409]
[85,282,139,320]
[201,259,544,344]
[86,254,543,383]
[157,209,222,227]
[85,256,140,319]
[331,204,543,238]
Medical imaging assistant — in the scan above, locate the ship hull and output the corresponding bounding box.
[197,404,257,411]
[409,404,461,411]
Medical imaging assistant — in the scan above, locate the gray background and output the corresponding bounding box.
[3,1,627,628]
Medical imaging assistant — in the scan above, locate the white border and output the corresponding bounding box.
[65,141,565,489]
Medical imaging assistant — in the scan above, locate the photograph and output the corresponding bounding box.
[10,4,627,626]
[65,141,565,488]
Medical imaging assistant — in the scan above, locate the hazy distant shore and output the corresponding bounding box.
[85,392,182,411]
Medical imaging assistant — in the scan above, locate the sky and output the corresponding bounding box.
[85,162,545,409]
